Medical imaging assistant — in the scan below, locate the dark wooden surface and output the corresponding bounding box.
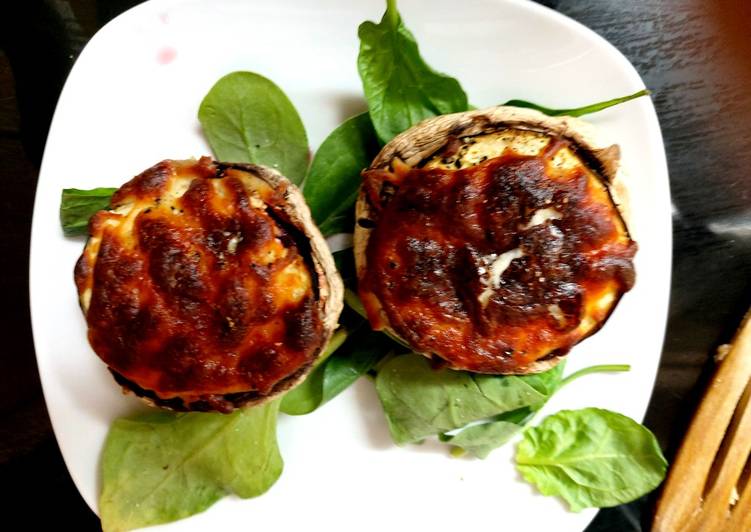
[1,1,750,530]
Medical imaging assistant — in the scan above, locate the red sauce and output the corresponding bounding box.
[75,159,324,406]
[360,149,636,373]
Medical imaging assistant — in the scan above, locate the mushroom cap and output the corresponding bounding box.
[75,158,343,412]
[355,106,631,374]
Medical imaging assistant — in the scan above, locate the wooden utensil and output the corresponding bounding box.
[653,310,751,531]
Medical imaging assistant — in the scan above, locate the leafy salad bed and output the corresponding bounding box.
[60,1,665,530]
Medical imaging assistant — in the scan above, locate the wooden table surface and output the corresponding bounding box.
[1,1,750,530]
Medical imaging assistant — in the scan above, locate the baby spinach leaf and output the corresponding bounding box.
[282,328,392,416]
[449,420,522,459]
[357,0,468,143]
[443,364,631,459]
[321,330,392,404]
[516,407,667,512]
[448,408,534,459]
[280,371,325,416]
[60,187,116,236]
[374,354,564,445]
[198,71,309,184]
[503,89,649,117]
[303,112,379,236]
[100,400,283,532]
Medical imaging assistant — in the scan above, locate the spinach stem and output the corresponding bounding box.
[559,364,631,389]
[504,89,649,117]
[386,0,399,27]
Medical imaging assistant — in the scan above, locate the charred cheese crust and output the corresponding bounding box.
[75,158,343,412]
[355,106,636,374]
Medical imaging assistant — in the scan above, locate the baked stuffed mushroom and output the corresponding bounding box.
[355,106,636,374]
[75,157,343,412]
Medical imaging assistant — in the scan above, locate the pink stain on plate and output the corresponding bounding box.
[157,47,177,65]
[159,12,169,24]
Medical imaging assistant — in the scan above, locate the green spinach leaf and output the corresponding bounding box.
[516,407,667,511]
[321,330,392,404]
[304,112,379,236]
[447,408,534,459]
[374,354,564,445]
[281,328,391,416]
[448,421,522,459]
[503,89,649,117]
[60,187,116,236]
[100,400,283,532]
[357,0,468,143]
[442,364,631,459]
[198,71,309,184]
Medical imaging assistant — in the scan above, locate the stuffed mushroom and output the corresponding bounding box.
[355,106,636,374]
[75,157,343,412]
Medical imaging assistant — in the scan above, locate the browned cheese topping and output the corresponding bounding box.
[359,130,636,373]
[75,158,324,409]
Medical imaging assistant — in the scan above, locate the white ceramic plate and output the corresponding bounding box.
[30,0,671,530]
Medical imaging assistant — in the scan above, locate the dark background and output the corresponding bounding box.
[1,1,750,530]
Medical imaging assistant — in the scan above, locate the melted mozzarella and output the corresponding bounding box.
[478,247,525,307]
